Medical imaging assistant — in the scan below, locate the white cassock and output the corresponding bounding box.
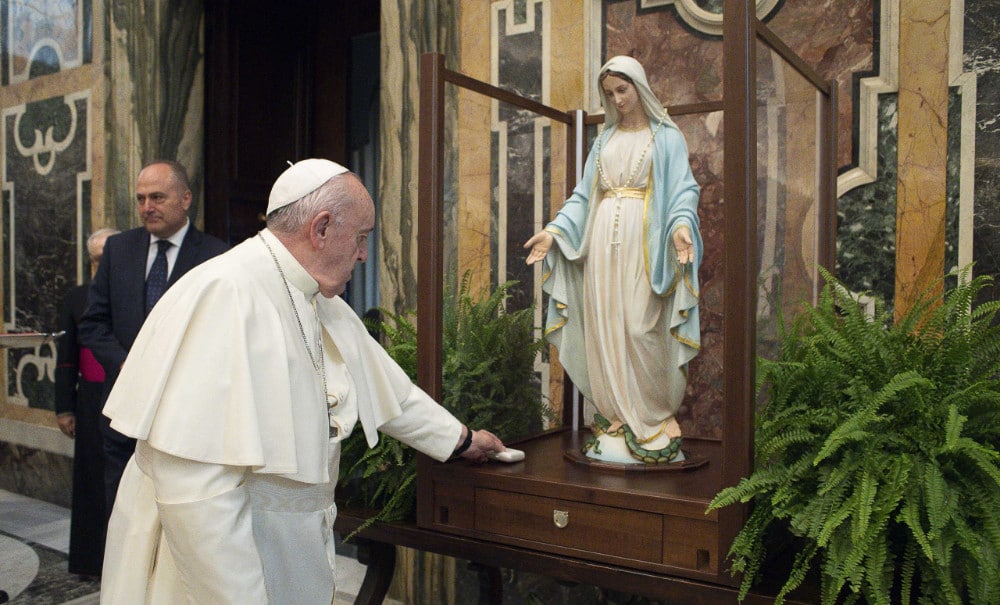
[99,228,462,605]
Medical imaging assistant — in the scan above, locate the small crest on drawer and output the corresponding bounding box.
[553,509,569,529]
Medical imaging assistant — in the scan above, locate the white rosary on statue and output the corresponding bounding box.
[595,117,666,249]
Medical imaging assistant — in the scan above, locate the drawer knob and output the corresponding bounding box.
[553,509,569,529]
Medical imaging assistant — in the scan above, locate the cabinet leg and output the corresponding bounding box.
[469,562,503,605]
[354,538,396,605]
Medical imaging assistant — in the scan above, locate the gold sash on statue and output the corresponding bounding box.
[604,186,646,201]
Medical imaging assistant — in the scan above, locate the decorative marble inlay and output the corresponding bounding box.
[3,0,88,85]
[638,0,779,36]
[837,95,899,310]
[2,91,90,410]
[893,0,950,319]
[945,89,961,286]
[491,0,549,312]
[10,92,79,176]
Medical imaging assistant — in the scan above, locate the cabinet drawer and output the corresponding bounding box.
[476,488,662,563]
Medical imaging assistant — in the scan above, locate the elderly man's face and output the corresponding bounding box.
[316,179,375,298]
[136,163,192,239]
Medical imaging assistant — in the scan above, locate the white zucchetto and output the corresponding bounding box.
[267,159,349,214]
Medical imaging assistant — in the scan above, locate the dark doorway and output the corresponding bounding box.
[203,0,380,246]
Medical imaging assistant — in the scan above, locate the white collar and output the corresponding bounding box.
[150,219,190,248]
[258,228,320,299]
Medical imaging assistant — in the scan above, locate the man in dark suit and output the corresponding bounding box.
[80,160,229,513]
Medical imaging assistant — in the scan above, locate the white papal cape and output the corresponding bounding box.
[100,229,461,604]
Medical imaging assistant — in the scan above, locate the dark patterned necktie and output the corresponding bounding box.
[145,239,172,315]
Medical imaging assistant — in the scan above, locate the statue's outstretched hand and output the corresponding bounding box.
[673,226,694,265]
[524,230,554,265]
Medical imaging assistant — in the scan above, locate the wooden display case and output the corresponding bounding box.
[422,430,723,581]
[413,0,838,593]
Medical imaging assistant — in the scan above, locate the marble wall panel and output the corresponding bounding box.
[604,1,723,106]
[946,89,961,285]
[4,93,89,332]
[105,0,205,228]
[836,95,899,306]
[457,2,493,297]
[675,111,724,439]
[893,0,950,319]
[493,1,547,312]
[965,0,1000,306]
[0,443,71,507]
[765,0,875,172]
[2,13,93,412]
[3,0,88,85]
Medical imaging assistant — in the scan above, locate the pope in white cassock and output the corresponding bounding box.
[99,159,505,604]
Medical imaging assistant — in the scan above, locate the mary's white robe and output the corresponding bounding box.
[542,121,701,444]
[100,229,461,604]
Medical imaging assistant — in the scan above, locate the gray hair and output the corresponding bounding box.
[86,227,120,259]
[266,173,358,234]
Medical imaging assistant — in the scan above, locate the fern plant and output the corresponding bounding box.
[708,267,1000,604]
[338,277,549,528]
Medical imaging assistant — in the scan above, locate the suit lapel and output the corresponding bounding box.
[126,228,151,321]
[169,227,201,286]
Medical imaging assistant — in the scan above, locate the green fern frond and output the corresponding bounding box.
[709,464,794,509]
[713,266,1000,603]
[898,496,934,561]
[812,370,929,465]
[920,461,950,542]
[850,466,878,547]
[773,542,818,605]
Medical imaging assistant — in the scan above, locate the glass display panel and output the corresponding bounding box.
[445,74,728,442]
[449,81,571,435]
[755,41,823,360]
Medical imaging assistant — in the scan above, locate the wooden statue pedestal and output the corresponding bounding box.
[418,428,726,585]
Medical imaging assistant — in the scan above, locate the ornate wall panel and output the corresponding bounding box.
[0,1,99,412]
[965,0,1000,305]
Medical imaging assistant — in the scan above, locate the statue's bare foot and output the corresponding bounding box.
[666,418,682,440]
[607,420,624,433]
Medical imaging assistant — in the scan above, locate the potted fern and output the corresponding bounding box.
[709,267,1000,604]
[338,277,549,527]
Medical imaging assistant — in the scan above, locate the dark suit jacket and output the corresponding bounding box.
[79,224,229,399]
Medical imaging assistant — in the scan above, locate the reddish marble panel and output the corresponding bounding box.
[674,113,725,440]
[604,3,724,106]
[763,0,874,170]
[605,0,873,175]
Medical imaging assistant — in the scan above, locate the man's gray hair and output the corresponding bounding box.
[86,227,120,259]
[266,173,356,234]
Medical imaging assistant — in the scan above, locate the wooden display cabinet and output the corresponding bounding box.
[422,430,723,581]
[413,1,838,595]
